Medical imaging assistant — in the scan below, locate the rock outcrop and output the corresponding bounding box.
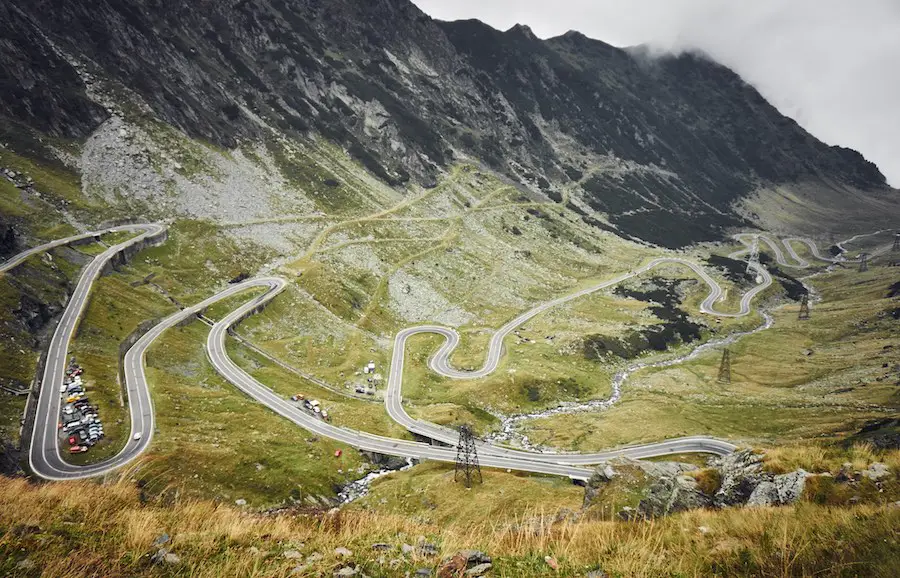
[638,474,713,517]
[745,470,809,507]
[584,450,819,518]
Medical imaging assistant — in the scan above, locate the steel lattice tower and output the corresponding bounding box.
[893,234,900,253]
[798,294,810,320]
[891,235,900,266]
[454,424,482,488]
[717,348,732,384]
[859,253,869,272]
[746,236,760,274]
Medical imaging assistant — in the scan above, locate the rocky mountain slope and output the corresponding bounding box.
[1,0,896,246]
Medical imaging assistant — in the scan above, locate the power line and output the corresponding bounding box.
[746,236,760,275]
[454,424,482,488]
[798,294,810,320]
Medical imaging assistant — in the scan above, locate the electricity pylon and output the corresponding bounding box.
[858,253,869,273]
[891,235,900,266]
[892,234,900,252]
[746,236,760,274]
[717,348,732,384]
[454,424,482,488]
[798,294,810,320]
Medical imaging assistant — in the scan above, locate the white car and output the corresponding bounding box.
[133,432,142,441]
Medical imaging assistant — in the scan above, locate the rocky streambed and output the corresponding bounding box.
[338,457,415,504]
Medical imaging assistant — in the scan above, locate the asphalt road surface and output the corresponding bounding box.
[1,224,167,480]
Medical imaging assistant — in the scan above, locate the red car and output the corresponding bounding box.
[69,445,88,453]
[68,436,78,445]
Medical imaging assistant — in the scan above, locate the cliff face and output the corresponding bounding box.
[0,0,891,245]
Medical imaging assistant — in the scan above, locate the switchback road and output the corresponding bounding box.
[13,226,892,480]
[1,224,168,480]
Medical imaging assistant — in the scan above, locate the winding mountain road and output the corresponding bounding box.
[383,240,772,461]
[1,224,168,480]
[10,224,892,481]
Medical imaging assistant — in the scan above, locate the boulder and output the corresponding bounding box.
[746,470,808,506]
[466,562,492,575]
[151,548,181,565]
[638,474,712,517]
[861,462,890,481]
[438,555,467,577]
[457,550,491,565]
[714,449,765,506]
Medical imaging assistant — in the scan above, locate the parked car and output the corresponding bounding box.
[69,445,89,453]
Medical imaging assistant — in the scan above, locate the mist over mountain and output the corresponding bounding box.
[1,0,894,246]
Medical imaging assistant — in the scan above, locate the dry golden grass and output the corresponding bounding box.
[762,443,900,475]
[2,466,899,577]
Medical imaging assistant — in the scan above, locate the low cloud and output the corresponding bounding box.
[414,0,900,186]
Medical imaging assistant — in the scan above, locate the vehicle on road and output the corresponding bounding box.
[133,432,142,441]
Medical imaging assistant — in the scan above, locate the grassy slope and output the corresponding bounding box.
[0,472,898,577]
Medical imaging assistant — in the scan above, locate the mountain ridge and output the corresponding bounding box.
[0,0,895,246]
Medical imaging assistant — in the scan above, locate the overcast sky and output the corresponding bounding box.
[413,0,900,187]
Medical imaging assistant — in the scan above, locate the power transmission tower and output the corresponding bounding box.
[798,294,810,320]
[858,253,869,272]
[454,424,482,488]
[891,235,900,266]
[746,236,760,274]
[717,348,732,384]
[892,234,900,253]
